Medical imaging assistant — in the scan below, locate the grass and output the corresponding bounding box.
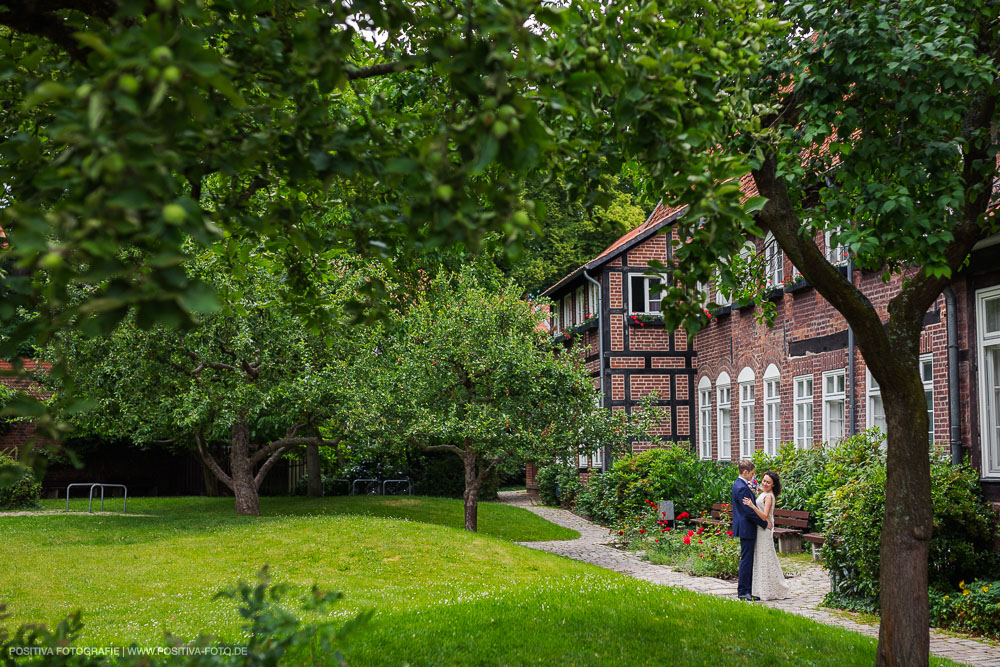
[0,496,959,665]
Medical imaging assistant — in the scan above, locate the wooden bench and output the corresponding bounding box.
[771,508,809,554]
[691,503,810,554]
[802,532,826,561]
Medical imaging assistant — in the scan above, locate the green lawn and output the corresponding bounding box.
[0,496,956,665]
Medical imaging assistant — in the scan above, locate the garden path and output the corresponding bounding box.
[497,490,1000,667]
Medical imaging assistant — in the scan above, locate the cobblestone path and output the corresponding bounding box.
[498,490,1000,667]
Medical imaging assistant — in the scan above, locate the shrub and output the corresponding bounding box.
[536,462,582,507]
[573,446,736,525]
[0,453,42,511]
[930,579,1000,640]
[823,454,999,609]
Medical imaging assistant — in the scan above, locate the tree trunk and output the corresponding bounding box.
[306,442,322,497]
[877,372,933,666]
[231,419,261,516]
[462,452,480,532]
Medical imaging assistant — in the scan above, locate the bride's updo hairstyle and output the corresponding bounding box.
[764,471,782,497]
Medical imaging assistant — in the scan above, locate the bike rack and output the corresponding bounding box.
[381,479,411,495]
[351,478,379,496]
[326,478,350,496]
[65,483,128,513]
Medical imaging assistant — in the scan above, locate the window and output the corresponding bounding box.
[866,368,887,436]
[738,367,755,458]
[717,372,731,460]
[825,228,849,265]
[587,281,599,319]
[763,364,781,455]
[794,375,813,448]
[575,286,585,324]
[551,304,561,332]
[715,268,732,307]
[764,233,783,287]
[921,355,934,443]
[823,369,846,445]
[561,296,571,329]
[698,376,712,460]
[629,274,664,314]
[591,446,604,469]
[866,355,933,444]
[978,286,1000,478]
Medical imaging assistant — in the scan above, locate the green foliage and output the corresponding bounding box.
[501,177,649,296]
[574,446,737,524]
[930,580,1000,641]
[645,525,741,580]
[0,453,41,511]
[536,462,583,508]
[823,455,999,608]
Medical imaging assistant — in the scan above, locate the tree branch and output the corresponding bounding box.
[345,60,419,81]
[249,435,342,466]
[195,430,234,491]
[422,443,464,455]
[254,446,289,489]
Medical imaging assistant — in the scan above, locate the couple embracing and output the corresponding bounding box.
[731,459,790,601]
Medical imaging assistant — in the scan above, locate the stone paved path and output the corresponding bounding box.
[498,490,1000,667]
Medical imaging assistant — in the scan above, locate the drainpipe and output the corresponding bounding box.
[583,270,608,472]
[944,286,963,465]
[847,259,856,436]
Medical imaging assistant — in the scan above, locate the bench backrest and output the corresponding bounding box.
[773,508,810,529]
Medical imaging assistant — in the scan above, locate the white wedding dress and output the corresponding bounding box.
[752,492,790,600]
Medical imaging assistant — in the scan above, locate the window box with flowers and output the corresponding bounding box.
[627,314,664,328]
[714,304,732,318]
[783,274,810,293]
[572,313,599,334]
[765,286,784,302]
[551,329,573,345]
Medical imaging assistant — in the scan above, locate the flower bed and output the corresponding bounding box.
[930,579,1000,640]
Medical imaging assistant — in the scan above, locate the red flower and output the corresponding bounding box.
[619,530,624,535]
[696,527,704,535]
[639,528,645,534]
[727,530,733,536]
[687,530,695,537]
[698,540,703,544]
[677,512,689,520]
[683,535,691,545]
[655,539,660,544]
[665,527,672,532]
[661,511,666,517]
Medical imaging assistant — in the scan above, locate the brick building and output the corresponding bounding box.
[537,199,1000,507]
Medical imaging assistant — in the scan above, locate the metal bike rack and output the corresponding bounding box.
[65,483,128,513]
[381,479,411,495]
[351,478,379,495]
[327,478,350,496]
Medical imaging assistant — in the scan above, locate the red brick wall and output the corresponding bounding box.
[0,360,52,456]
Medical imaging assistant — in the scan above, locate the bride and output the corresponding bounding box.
[741,471,790,600]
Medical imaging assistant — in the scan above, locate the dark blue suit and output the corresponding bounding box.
[731,476,768,598]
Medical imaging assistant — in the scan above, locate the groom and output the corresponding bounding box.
[731,459,771,601]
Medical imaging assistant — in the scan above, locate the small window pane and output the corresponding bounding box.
[985,297,1000,336]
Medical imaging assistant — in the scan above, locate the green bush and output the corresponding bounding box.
[0,452,42,511]
[930,579,1000,640]
[573,446,736,524]
[536,461,582,507]
[823,454,999,609]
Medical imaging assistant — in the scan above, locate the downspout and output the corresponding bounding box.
[583,270,608,472]
[847,259,856,436]
[944,286,963,465]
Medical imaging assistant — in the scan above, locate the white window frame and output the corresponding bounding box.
[764,232,783,287]
[866,366,887,439]
[977,285,1000,478]
[920,354,934,444]
[628,273,665,315]
[698,376,712,460]
[715,268,732,307]
[587,281,599,320]
[763,364,781,455]
[794,375,814,449]
[738,367,755,458]
[562,296,571,329]
[574,286,585,325]
[590,446,604,469]
[717,372,731,461]
[822,369,846,445]
[825,228,849,265]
